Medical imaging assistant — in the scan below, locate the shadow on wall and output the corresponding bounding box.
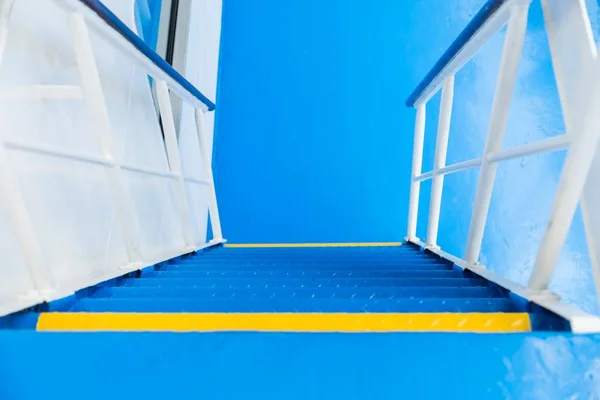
[214,0,600,314]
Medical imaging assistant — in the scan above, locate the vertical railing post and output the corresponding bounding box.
[195,108,223,242]
[464,5,529,264]
[406,103,426,241]
[528,2,600,291]
[156,80,196,249]
[528,90,600,291]
[532,0,600,300]
[68,12,142,266]
[425,76,454,248]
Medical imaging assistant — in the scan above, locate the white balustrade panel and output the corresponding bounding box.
[0,0,221,316]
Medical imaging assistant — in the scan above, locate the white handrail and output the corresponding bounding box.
[406,0,526,107]
[404,0,600,332]
[61,0,216,111]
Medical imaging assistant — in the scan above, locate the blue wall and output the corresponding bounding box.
[214,0,449,243]
[134,0,162,50]
[214,0,600,312]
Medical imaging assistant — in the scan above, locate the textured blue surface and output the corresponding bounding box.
[122,276,488,287]
[94,286,500,298]
[72,297,516,312]
[1,331,600,399]
[61,245,521,313]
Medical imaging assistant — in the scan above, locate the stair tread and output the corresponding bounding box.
[167,262,450,269]
[120,277,488,288]
[161,265,453,272]
[94,286,502,299]
[72,297,515,313]
[50,245,517,315]
[149,270,460,279]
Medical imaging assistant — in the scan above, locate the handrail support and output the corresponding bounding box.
[406,103,426,241]
[464,4,529,264]
[69,11,144,265]
[425,75,455,248]
[195,109,224,242]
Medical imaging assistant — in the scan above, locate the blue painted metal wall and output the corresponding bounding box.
[214,0,414,243]
[213,0,599,313]
[134,0,162,50]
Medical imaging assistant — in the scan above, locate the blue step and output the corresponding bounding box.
[184,248,426,258]
[53,245,522,314]
[148,270,460,279]
[176,254,432,262]
[119,277,488,288]
[161,263,453,271]
[176,249,433,257]
[167,260,450,268]
[93,286,502,299]
[72,297,514,312]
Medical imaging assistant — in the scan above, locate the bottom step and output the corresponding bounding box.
[36,312,531,333]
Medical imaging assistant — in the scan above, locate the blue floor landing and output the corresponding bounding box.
[0,331,599,399]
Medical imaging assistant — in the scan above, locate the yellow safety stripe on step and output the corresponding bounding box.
[224,242,403,248]
[37,312,531,333]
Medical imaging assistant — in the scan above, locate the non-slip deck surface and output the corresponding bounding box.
[36,244,530,332]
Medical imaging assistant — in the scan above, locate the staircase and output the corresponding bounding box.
[0,243,593,400]
[13,243,538,333]
[3,0,600,398]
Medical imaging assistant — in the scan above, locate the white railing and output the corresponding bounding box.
[0,0,224,316]
[406,0,600,333]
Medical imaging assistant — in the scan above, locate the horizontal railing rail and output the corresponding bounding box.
[405,0,517,107]
[404,0,600,333]
[0,0,224,316]
[413,134,571,182]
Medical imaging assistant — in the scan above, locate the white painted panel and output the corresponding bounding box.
[9,150,128,287]
[0,0,221,316]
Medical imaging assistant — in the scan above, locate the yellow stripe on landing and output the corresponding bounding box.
[37,313,531,333]
[224,242,403,248]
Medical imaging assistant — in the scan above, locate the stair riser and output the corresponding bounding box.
[72,298,514,313]
[93,286,502,299]
[149,270,461,279]
[165,262,451,269]
[119,278,488,288]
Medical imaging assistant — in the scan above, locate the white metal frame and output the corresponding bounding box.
[406,0,600,333]
[0,0,224,316]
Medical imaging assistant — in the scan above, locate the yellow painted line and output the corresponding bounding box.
[224,242,403,248]
[37,312,531,333]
